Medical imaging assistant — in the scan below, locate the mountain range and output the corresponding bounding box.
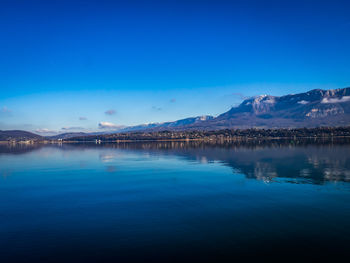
[1,87,350,140]
[117,87,350,131]
[184,87,350,130]
[117,115,214,132]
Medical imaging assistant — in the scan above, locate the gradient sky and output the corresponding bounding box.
[1,0,350,134]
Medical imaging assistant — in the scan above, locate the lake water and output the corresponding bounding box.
[1,140,350,262]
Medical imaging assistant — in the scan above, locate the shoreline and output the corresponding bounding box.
[2,135,350,144]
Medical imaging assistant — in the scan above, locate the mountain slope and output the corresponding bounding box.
[119,115,214,132]
[46,132,88,140]
[178,87,350,129]
[0,130,43,141]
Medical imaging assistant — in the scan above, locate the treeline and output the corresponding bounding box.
[64,127,350,142]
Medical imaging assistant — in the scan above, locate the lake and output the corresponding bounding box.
[1,140,350,262]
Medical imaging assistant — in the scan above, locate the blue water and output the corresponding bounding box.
[1,141,350,262]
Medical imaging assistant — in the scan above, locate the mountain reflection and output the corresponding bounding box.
[1,138,350,184]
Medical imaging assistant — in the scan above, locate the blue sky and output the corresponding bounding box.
[1,0,350,134]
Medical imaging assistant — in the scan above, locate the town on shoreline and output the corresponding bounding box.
[2,127,350,144]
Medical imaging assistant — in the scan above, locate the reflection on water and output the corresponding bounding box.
[2,139,350,184]
[1,139,350,262]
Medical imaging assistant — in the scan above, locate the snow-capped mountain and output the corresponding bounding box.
[193,87,350,129]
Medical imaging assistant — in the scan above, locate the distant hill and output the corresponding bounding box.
[118,115,214,132]
[46,132,88,140]
[0,130,43,141]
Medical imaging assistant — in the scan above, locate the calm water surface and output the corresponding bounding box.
[1,141,350,262]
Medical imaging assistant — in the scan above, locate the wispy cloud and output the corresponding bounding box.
[61,126,84,131]
[321,96,350,104]
[105,109,116,116]
[152,106,162,111]
[79,116,87,120]
[35,128,57,134]
[98,121,120,129]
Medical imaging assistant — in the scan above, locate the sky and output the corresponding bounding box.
[1,0,350,134]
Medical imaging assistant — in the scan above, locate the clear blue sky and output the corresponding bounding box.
[1,0,349,134]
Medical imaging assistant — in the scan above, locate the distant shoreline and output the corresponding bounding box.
[2,127,350,143]
[63,135,350,143]
[2,136,350,144]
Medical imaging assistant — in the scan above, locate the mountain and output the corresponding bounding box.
[166,87,350,130]
[214,87,350,128]
[46,132,88,140]
[2,88,350,140]
[118,115,214,132]
[0,130,43,141]
[46,131,120,140]
[113,87,350,131]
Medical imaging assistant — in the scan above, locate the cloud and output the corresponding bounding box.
[61,126,84,131]
[98,121,119,129]
[79,117,87,120]
[35,128,57,134]
[297,100,309,105]
[152,106,162,111]
[321,96,350,104]
[105,109,116,115]
[170,98,176,103]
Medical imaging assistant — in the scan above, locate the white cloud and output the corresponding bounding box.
[35,128,57,134]
[321,96,350,104]
[297,100,309,105]
[98,122,119,129]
